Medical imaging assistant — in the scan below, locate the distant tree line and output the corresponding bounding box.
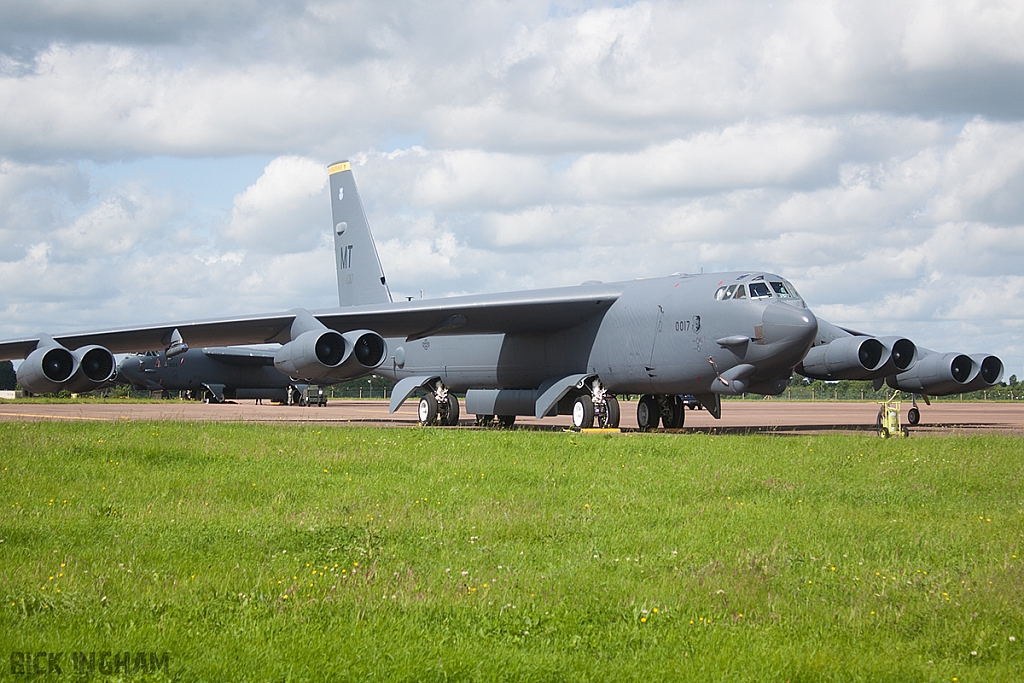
[739,375,1023,402]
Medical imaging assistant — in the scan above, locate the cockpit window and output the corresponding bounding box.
[749,282,771,299]
[733,284,747,299]
[769,281,794,298]
[714,286,728,300]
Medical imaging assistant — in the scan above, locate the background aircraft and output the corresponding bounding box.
[118,347,323,405]
[0,163,1003,429]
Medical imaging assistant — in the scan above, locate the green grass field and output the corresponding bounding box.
[1,422,1021,682]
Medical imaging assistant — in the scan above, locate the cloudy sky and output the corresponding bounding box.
[2,0,1023,377]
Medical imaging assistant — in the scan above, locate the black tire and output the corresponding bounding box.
[879,426,889,439]
[600,395,621,428]
[663,395,685,429]
[442,394,460,426]
[418,394,438,425]
[907,407,920,425]
[475,414,494,427]
[572,395,595,429]
[497,415,516,429]
[637,394,660,431]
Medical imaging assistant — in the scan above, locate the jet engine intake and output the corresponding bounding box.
[274,329,387,381]
[349,330,387,370]
[16,342,79,395]
[64,345,117,393]
[960,354,1003,393]
[867,336,917,378]
[275,329,347,378]
[327,330,388,379]
[888,351,975,395]
[798,336,885,380]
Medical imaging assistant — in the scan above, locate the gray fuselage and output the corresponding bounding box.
[377,272,816,396]
[119,349,293,400]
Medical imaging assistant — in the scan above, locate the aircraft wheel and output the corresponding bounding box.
[907,407,920,425]
[418,394,438,425]
[599,395,620,428]
[442,394,460,426]
[636,394,659,431]
[572,395,595,429]
[475,414,494,427]
[662,395,685,429]
[497,415,516,429]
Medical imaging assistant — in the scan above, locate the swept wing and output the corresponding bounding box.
[0,283,623,360]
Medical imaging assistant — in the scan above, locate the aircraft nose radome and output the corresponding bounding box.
[117,357,140,379]
[761,302,818,348]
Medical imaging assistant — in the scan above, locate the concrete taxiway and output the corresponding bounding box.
[1,399,1021,435]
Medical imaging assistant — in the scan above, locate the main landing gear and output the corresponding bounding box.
[571,379,620,429]
[636,394,685,431]
[417,380,460,426]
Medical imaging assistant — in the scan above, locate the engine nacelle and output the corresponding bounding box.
[798,336,885,380]
[274,329,387,381]
[960,354,1003,393]
[274,329,348,378]
[64,345,117,393]
[16,342,79,395]
[340,330,388,375]
[865,336,917,379]
[889,351,974,395]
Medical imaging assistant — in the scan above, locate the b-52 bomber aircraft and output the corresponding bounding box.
[118,346,325,405]
[0,161,1004,429]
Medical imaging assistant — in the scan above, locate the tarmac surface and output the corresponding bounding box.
[1,399,1022,435]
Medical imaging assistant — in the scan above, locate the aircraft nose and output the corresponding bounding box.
[117,357,141,379]
[761,301,818,349]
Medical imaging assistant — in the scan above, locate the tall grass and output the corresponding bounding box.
[1,422,1021,681]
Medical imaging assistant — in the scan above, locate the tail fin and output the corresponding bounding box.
[328,161,392,306]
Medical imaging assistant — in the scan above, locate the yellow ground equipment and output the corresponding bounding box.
[876,391,909,438]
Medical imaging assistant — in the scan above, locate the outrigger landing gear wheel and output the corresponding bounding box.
[907,407,920,425]
[497,415,516,429]
[418,394,438,425]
